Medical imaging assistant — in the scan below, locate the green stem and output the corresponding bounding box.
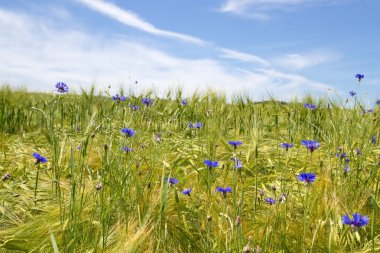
[303,186,310,252]
[34,164,40,204]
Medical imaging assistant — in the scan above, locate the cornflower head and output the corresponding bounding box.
[231,157,242,169]
[349,91,357,97]
[189,122,203,129]
[33,152,48,164]
[112,94,126,102]
[182,188,192,196]
[228,140,243,149]
[265,197,277,205]
[342,213,369,228]
[371,136,377,144]
[121,146,134,153]
[142,97,153,106]
[304,103,317,109]
[281,143,294,151]
[2,172,11,181]
[356,147,362,155]
[376,99,380,106]
[343,164,351,173]
[298,172,316,184]
[216,186,232,198]
[355,74,364,82]
[121,128,135,137]
[181,99,188,106]
[195,122,203,128]
[301,140,320,152]
[362,108,374,114]
[55,82,69,93]
[204,159,218,169]
[165,177,179,185]
[129,104,140,111]
[336,152,347,159]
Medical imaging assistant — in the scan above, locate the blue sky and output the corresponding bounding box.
[0,0,379,101]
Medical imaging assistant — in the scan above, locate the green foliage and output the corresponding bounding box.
[0,85,379,252]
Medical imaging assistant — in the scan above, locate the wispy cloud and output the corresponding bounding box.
[77,0,272,65]
[219,0,350,18]
[0,8,332,100]
[273,51,340,70]
[218,48,270,65]
[77,0,205,45]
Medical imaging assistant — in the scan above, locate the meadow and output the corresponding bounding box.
[0,80,379,253]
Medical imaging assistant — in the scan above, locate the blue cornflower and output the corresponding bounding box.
[343,164,351,173]
[355,74,364,82]
[189,122,203,129]
[367,109,374,113]
[112,94,126,102]
[181,99,188,106]
[356,147,362,155]
[228,140,243,149]
[231,157,242,169]
[55,82,69,93]
[376,99,380,106]
[281,143,294,151]
[204,159,219,169]
[33,152,48,164]
[129,104,140,111]
[142,97,153,106]
[298,172,317,184]
[216,186,232,198]
[265,197,277,205]
[2,172,11,181]
[301,140,320,152]
[121,128,135,137]
[371,136,377,144]
[182,188,192,196]
[342,213,369,228]
[336,152,347,159]
[349,91,356,97]
[121,146,134,153]
[165,177,179,185]
[304,103,317,109]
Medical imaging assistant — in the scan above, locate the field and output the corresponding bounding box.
[0,83,379,253]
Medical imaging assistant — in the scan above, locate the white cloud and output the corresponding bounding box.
[273,51,340,70]
[76,0,205,45]
[219,0,350,18]
[0,8,332,100]
[218,48,270,65]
